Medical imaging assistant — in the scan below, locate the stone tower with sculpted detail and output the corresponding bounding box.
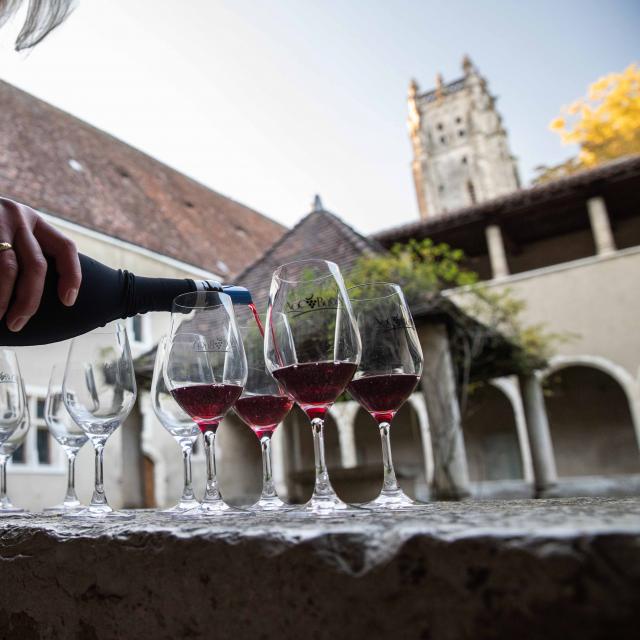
[408,55,520,218]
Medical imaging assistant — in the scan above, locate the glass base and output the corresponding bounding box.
[0,505,26,516]
[43,500,83,515]
[174,500,253,519]
[157,499,201,518]
[288,494,365,518]
[362,489,429,512]
[248,495,293,513]
[63,504,135,520]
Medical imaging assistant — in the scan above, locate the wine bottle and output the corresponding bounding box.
[0,253,252,347]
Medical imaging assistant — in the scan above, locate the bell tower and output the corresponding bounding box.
[408,56,520,219]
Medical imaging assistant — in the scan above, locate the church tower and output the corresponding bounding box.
[408,56,520,218]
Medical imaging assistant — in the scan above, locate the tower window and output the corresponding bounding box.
[458,129,466,137]
[438,184,444,193]
[455,116,462,124]
[462,156,468,165]
[440,136,446,144]
[437,123,443,131]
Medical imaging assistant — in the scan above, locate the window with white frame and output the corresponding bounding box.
[126,314,151,351]
[10,393,63,471]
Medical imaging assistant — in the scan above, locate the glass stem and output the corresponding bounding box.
[260,435,276,499]
[179,439,195,502]
[311,418,333,497]
[64,451,79,505]
[203,429,222,503]
[0,455,7,502]
[379,422,400,493]
[90,439,108,508]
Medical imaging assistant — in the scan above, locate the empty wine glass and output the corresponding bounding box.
[0,349,25,448]
[166,291,248,517]
[0,379,29,515]
[264,259,362,516]
[347,283,424,510]
[43,364,89,514]
[63,325,137,520]
[151,336,200,516]
[234,305,293,512]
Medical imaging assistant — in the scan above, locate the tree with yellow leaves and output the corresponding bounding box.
[534,63,640,183]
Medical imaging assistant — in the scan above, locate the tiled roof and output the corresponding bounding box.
[0,80,285,276]
[235,207,384,311]
[374,155,640,245]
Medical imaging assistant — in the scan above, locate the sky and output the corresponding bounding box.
[0,0,638,234]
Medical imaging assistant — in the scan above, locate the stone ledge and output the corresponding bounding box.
[1,497,639,639]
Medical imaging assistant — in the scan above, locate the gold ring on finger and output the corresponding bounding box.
[0,242,13,253]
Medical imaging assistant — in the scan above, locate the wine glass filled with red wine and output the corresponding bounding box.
[347,283,424,510]
[166,291,248,517]
[265,259,362,516]
[234,305,293,512]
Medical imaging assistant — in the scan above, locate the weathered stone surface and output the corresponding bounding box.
[1,497,639,639]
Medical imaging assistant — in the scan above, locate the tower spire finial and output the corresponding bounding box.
[435,73,444,100]
[312,194,324,212]
[462,54,473,75]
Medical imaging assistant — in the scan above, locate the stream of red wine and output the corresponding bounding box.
[248,302,265,337]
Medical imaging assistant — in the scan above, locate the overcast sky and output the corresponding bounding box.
[0,0,638,234]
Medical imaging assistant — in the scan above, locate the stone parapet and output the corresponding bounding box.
[1,498,639,639]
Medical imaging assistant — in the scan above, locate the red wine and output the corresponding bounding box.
[272,361,357,420]
[235,394,293,439]
[0,253,252,346]
[171,383,243,432]
[348,373,420,424]
[248,302,265,338]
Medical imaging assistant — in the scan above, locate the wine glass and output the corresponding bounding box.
[347,283,424,510]
[43,364,89,514]
[0,349,25,448]
[63,325,137,519]
[234,304,293,512]
[166,291,248,517]
[264,259,362,516]
[151,336,200,516]
[0,379,29,515]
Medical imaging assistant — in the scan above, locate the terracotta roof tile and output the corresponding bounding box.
[235,208,383,310]
[0,80,286,276]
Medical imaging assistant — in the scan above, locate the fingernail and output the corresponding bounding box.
[8,316,28,332]
[64,288,78,306]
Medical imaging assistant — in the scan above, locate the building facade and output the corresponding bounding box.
[409,56,520,218]
[0,80,285,511]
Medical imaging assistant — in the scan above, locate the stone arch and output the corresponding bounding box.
[462,381,525,482]
[541,356,640,477]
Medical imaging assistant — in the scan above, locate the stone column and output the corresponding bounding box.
[419,323,470,500]
[518,373,557,497]
[485,224,509,279]
[587,196,616,255]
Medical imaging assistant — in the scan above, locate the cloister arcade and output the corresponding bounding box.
[141,349,640,507]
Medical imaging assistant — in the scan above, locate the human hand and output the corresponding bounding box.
[0,198,82,332]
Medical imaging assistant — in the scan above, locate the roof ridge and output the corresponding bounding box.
[319,209,384,255]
